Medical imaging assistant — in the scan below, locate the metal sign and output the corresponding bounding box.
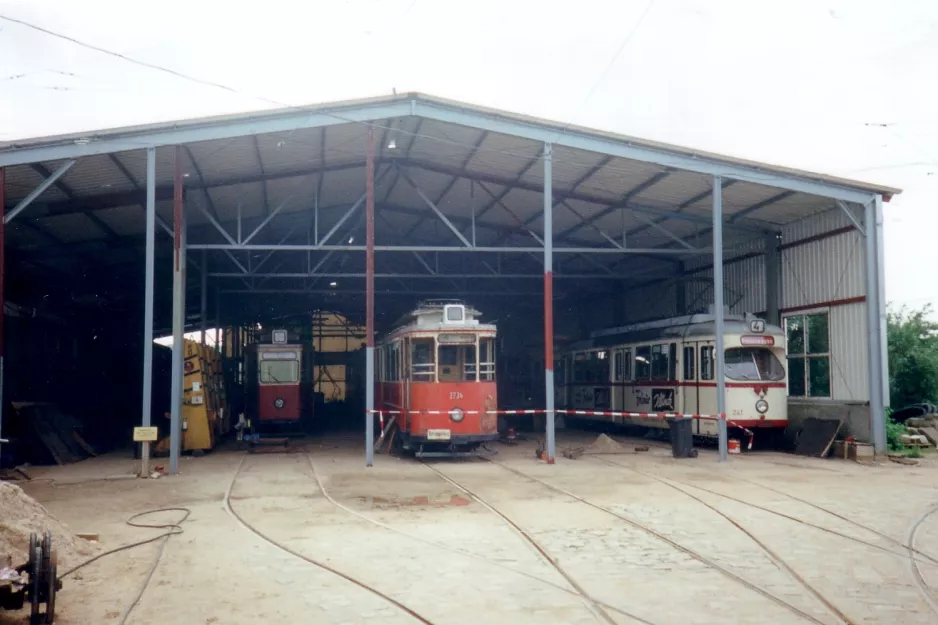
[749,319,766,333]
[271,329,288,344]
[437,333,475,344]
[133,426,159,442]
[260,350,298,360]
[741,335,775,346]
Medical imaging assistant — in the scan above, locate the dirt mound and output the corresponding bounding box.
[585,434,626,454]
[0,482,97,568]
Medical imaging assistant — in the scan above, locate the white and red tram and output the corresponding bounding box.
[376,300,498,457]
[557,313,788,441]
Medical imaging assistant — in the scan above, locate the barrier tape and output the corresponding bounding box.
[365,408,727,420]
[727,419,755,449]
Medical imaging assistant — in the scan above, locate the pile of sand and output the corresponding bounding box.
[0,482,97,568]
[585,434,626,454]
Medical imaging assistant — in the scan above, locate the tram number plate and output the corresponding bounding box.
[427,429,452,441]
[449,391,463,400]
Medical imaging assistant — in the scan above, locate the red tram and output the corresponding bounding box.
[376,300,498,457]
[244,329,314,434]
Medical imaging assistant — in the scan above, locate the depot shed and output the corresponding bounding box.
[0,92,899,468]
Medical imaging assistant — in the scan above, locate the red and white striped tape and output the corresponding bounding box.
[557,409,724,420]
[366,409,548,416]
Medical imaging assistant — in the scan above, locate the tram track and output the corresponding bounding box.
[482,458,840,625]
[224,454,437,625]
[306,454,651,624]
[588,456,857,625]
[907,505,938,617]
[421,461,654,625]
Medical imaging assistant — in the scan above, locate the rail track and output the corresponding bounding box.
[589,456,857,625]
[306,454,649,624]
[907,505,938,617]
[224,454,437,625]
[482,457,843,625]
[421,461,655,625]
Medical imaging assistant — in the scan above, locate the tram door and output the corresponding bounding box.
[681,343,700,435]
[612,348,628,412]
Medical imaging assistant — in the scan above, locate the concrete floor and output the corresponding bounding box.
[3,431,938,625]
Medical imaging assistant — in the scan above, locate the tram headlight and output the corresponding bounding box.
[274,398,285,409]
[449,408,464,423]
[755,399,769,414]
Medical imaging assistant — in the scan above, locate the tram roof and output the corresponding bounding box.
[0,92,901,327]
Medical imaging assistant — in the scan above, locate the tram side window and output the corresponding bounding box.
[651,344,671,380]
[391,342,400,382]
[614,351,623,381]
[411,338,435,382]
[480,337,496,381]
[700,346,715,381]
[635,346,651,380]
[683,346,696,380]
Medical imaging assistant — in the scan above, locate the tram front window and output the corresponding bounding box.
[260,359,299,384]
[438,344,477,382]
[725,348,785,381]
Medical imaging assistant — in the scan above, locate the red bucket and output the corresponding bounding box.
[728,439,741,454]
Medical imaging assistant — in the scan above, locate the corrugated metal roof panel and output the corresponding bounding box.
[631,171,711,207]
[576,160,669,203]
[95,205,146,236]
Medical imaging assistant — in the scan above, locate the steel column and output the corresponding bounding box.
[169,146,187,475]
[865,197,886,453]
[543,143,555,464]
[713,176,728,462]
[200,249,208,346]
[0,168,5,457]
[764,232,781,326]
[140,148,157,475]
[365,126,376,467]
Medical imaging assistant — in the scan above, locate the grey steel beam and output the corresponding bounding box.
[835,200,866,236]
[411,252,435,274]
[200,249,208,345]
[189,243,706,254]
[618,180,739,242]
[210,272,642,279]
[194,199,238,245]
[241,196,292,245]
[865,197,887,454]
[29,162,120,240]
[544,142,556,464]
[169,146,186,475]
[473,154,542,223]
[140,147,157,475]
[30,160,368,219]
[184,146,221,221]
[319,167,391,245]
[408,159,775,234]
[476,182,543,245]
[559,200,622,248]
[4,159,77,223]
[713,176,728,462]
[397,168,472,247]
[0,100,413,167]
[764,232,781,326]
[252,135,271,215]
[634,213,696,250]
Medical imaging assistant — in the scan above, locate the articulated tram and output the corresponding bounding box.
[557,312,788,441]
[376,300,498,457]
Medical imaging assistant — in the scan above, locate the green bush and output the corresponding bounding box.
[888,305,938,408]
[886,416,906,452]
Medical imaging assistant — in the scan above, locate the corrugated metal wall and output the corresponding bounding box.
[622,281,679,323]
[684,253,766,315]
[780,208,865,308]
[829,303,869,401]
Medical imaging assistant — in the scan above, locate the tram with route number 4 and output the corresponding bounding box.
[557,312,788,444]
[376,300,498,457]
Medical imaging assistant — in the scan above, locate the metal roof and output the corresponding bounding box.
[0,92,901,324]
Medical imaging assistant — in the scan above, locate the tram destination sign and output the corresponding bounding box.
[437,333,476,344]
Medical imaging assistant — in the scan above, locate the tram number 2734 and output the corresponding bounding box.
[449,391,464,400]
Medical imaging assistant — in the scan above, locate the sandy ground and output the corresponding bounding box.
[2,430,938,625]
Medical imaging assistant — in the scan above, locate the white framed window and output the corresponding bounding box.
[783,311,831,398]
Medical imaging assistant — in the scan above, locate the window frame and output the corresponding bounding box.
[683,345,696,381]
[783,310,832,398]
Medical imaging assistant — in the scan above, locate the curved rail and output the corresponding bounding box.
[486,458,832,625]
[224,455,437,625]
[907,505,938,617]
[421,462,655,625]
[592,457,856,625]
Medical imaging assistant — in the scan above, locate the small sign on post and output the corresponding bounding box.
[133,426,159,442]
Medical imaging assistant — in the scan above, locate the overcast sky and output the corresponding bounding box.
[1,0,935,312]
